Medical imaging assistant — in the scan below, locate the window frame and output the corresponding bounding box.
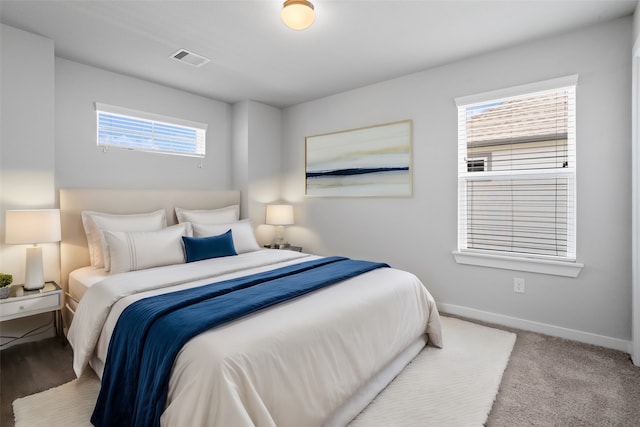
[95,102,207,158]
[453,75,583,277]
[466,154,489,172]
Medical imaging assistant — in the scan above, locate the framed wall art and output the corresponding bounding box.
[305,120,412,197]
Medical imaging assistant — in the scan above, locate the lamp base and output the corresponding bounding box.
[23,246,45,291]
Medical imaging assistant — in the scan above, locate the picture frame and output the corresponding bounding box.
[305,120,412,197]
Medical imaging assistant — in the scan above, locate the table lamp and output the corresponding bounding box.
[5,209,61,290]
[266,204,294,249]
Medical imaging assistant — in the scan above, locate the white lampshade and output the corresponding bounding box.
[281,0,315,31]
[5,209,61,290]
[266,205,294,226]
[6,209,61,244]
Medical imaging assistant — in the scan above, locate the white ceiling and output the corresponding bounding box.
[0,0,636,108]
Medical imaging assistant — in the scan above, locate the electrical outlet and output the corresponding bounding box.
[513,277,525,293]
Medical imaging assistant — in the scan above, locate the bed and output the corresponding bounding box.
[60,188,442,427]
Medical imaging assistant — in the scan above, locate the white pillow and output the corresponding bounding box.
[192,219,260,254]
[104,223,193,274]
[175,205,239,225]
[81,209,167,269]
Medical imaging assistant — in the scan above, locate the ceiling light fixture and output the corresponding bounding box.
[280,0,315,31]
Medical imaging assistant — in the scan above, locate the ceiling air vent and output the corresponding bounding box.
[170,49,210,67]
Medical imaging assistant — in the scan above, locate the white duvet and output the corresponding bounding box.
[68,250,442,427]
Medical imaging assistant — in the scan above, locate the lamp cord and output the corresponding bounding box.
[0,313,55,347]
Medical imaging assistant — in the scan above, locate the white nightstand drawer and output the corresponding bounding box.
[1,293,61,319]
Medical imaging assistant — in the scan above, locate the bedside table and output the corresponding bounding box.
[0,281,63,338]
[264,244,303,252]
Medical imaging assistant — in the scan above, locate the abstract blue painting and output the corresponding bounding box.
[305,120,412,197]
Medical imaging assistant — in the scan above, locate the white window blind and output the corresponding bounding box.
[95,103,207,158]
[456,76,577,261]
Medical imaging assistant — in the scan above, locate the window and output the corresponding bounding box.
[95,103,207,157]
[454,75,580,275]
[467,156,488,172]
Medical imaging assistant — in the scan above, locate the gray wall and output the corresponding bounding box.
[634,1,640,43]
[631,0,640,366]
[0,25,58,345]
[55,58,232,190]
[1,25,57,284]
[231,100,282,244]
[282,17,633,347]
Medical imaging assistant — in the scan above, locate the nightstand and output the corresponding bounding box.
[264,244,303,252]
[0,281,63,339]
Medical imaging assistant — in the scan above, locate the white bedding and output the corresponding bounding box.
[67,249,442,427]
[68,266,109,303]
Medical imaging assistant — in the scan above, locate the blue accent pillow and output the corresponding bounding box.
[182,230,237,262]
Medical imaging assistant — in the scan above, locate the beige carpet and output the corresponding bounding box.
[14,317,515,427]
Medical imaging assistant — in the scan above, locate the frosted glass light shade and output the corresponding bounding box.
[5,209,61,244]
[281,0,315,30]
[266,205,294,226]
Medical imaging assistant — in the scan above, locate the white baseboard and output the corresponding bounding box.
[438,302,632,354]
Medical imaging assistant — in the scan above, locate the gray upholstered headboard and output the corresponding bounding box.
[59,188,241,292]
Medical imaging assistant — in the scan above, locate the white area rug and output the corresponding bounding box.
[14,317,515,427]
[349,316,516,426]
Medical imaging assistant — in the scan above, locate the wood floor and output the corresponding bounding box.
[1,337,75,427]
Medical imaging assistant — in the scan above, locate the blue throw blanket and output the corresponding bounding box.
[91,256,389,427]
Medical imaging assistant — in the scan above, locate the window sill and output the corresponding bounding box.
[452,250,583,277]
